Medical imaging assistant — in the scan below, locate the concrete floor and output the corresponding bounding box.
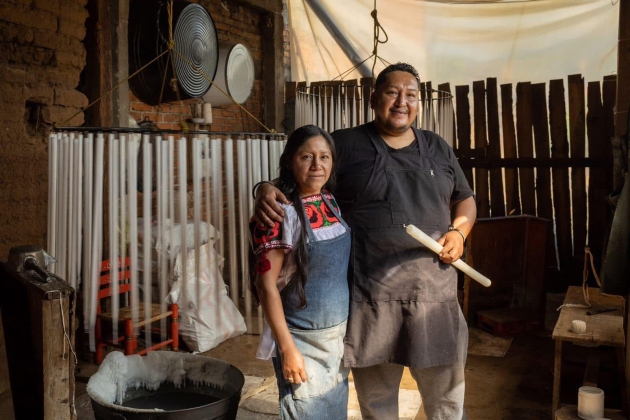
[0,293,626,419]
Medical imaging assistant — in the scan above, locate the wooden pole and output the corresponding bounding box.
[617,0,630,415]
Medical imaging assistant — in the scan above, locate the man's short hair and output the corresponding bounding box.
[374,63,421,90]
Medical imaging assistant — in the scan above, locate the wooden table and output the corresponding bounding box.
[552,286,626,419]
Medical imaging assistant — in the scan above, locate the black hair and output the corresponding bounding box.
[374,62,421,90]
[249,124,337,310]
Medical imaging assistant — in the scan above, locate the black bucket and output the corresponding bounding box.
[88,353,244,420]
[129,0,219,105]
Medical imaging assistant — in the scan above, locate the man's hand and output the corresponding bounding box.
[254,182,289,227]
[437,231,464,264]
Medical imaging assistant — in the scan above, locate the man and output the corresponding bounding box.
[255,63,476,419]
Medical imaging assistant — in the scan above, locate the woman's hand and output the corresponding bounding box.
[281,345,307,384]
[437,231,464,263]
[254,182,289,228]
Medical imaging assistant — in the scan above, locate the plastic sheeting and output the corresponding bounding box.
[289,0,620,86]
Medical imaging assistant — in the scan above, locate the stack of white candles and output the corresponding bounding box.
[47,130,287,350]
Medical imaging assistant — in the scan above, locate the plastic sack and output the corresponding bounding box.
[166,243,246,353]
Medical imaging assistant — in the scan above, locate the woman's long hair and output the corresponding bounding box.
[249,125,337,310]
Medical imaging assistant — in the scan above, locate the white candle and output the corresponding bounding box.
[193,137,202,311]
[142,137,153,349]
[127,137,139,336]
[48,133,58,274]
[224,136,238,304]
[405,224,491,288]
[202,102,212,124]
[88,133,105,351]
[178,136,188,334]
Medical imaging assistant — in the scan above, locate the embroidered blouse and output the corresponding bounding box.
[249,192,347,360]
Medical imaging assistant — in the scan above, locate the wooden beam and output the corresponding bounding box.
[83,0,114,126]
[232,0,282,14]
[262,11,285,132]
[284,81,297,133]
[111,0,129,127]
[457,157,609,169]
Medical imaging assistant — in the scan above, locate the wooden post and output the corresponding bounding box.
[586,81,610,260]
[83,0,113,127]
[473,80,489,218]
[549,79,572,275]
[501,84,521,216]
[603,75,619,190]
[1,250,76,420]
[262,11,285,133]
[531,83,557,272]
[486,78,505,217]
[284,81,297,133]
[616,0,630,140]
[617,0,630,414]
[553,339,563,418]
[568,74,587,260]
[516,82,536,216]
[531,83,553,221]
[455,85,474,188]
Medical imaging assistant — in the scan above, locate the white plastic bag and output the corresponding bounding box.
[166,243,246,353]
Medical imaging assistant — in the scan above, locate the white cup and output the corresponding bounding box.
[578,386,604,419]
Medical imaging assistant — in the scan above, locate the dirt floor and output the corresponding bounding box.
[0,292,626,419]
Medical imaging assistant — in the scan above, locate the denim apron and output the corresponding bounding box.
[272,193,351,419]
[342,123,461,369]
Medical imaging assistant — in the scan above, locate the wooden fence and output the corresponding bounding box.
[285,74,616,282]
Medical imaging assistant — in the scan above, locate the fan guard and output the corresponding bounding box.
[129,0,219,105]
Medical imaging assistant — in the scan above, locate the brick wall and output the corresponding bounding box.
[0,0,290,260]
[129,1,270,133]
[0,0,89,257]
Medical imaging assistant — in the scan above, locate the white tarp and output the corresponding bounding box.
[289,0,620,86]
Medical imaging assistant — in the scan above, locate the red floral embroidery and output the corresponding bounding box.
[256,253,271,274]
[319,201,339,223]
[304,203,324,228]
[252,221,281,246]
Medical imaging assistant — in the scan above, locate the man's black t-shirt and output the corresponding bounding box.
[331,122,473,214]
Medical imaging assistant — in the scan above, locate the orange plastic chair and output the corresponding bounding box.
[94,258,179,364]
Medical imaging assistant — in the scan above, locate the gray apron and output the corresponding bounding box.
[343,124,460,370]
[272,193,351,419]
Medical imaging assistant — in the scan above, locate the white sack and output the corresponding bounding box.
[166,243,246,353]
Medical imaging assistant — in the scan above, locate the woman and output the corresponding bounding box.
[249,125,350,419]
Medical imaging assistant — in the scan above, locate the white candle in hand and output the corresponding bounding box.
[405,224,491,288]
